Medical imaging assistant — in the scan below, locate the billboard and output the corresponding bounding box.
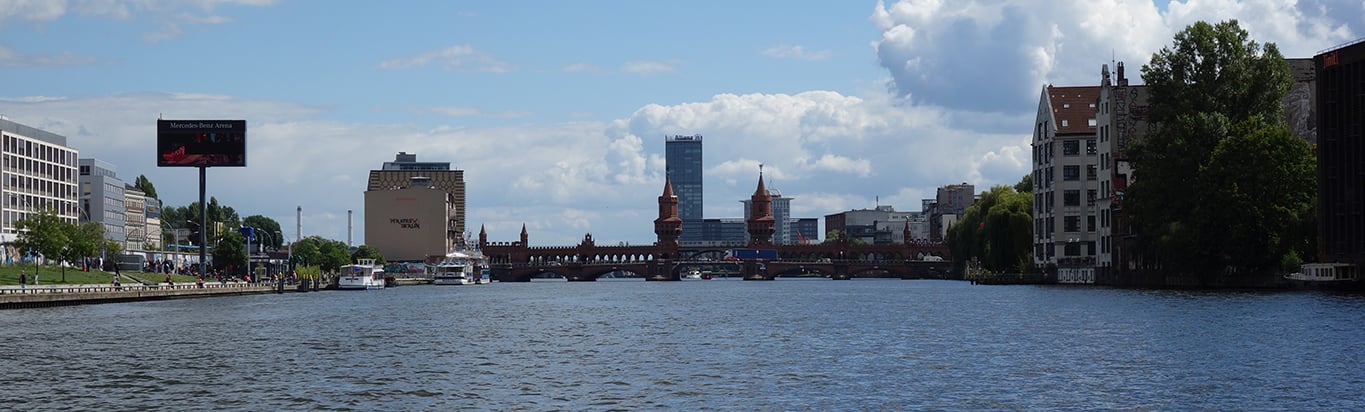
[157,120,247,167]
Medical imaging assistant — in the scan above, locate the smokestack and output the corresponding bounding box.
[296,206,302,244]
[348,210,353,247]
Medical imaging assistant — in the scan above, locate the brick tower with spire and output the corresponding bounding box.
[654,175,683,248]
[746,166,776,247]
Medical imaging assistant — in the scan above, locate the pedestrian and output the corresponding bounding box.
[19,270,25,289]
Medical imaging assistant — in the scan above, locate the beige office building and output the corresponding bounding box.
[365,152,465,262]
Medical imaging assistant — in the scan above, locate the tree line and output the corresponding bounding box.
[11,181,385,277]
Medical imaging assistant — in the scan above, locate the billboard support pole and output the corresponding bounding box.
[198,166,207,280]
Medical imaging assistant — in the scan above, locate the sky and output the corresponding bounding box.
[0,0,1361,247]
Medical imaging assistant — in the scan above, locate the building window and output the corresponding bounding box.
[1088,118,1097,127]
[1064,216,1080,232]
[1064,242,1081,256]
[1064,190,1080,206]
[1063,140,1080,156]
[1087,215,1096,232]
[1063,165,1080,181]
[1063,103,1070,109]
[1087,189,1097,206]
[1087,139,1096,154]
[1061,119,1069,127]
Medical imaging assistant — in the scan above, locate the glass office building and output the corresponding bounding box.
[666,135,704,242]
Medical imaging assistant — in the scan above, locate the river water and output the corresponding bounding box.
[2,279,1363,411]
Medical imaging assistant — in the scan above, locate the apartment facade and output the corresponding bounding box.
[1094,63,1151,282]
[1032,85,1101,282]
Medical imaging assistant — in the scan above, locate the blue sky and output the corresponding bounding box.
[1,0,1361,246]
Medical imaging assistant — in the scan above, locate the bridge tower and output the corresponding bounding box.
[654,175,683,249]
[746,167,776,247]
[520,223,528,245]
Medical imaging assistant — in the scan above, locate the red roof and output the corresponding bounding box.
[1047,86,1099,135]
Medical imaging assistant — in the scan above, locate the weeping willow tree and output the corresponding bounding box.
[947,185,1032,273]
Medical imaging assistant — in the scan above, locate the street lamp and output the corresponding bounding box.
[279,230,289,274]
[256,228,274,276]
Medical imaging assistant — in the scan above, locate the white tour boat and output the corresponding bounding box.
[682,270,713,280]
[338,259,386,290]
[433,250,487,285]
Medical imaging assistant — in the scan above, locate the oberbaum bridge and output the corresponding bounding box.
[478,172,951,282]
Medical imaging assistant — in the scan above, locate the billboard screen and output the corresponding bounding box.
[157,120,247,167]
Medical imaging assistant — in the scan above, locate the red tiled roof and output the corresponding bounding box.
[1047,86,1099,135]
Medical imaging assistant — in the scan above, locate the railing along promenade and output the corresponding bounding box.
[0,281,280,309]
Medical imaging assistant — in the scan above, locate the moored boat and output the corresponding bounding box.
[1286,263,1360,290]
[338,259,385,290]
[432,250,488,285]
[682,270,712,280]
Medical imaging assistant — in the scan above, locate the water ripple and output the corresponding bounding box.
[3,281,1365,410]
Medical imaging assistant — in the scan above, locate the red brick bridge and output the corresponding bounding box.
[479,172,951,282]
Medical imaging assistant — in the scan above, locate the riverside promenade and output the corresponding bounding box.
[0,282,286,309]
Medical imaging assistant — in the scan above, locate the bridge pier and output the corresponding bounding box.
[742,261,774,281]
[831,263,850,280]
[646,260,681,281]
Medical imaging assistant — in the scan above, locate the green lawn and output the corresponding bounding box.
[0,264,202,285]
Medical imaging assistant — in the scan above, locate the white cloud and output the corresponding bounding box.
[380,45,514,73]
[0,0,67,22]
[0,44,99,67]
[428,106,533,119]
[762,44,832,61]
[621,61,675,75]
[131,1,276,42]
[562,63,602,73]
[0,88,1033,245]
[871,0,1360,114]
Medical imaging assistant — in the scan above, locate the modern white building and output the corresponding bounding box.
[1,119,80,264]
[1032,85,1101,283]
[78,158,128,249]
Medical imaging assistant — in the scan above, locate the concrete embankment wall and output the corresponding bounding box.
[0,284,280,309]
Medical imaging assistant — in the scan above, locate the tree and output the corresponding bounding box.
[14,209,69,279]
[1194,119,1316,275]
[947,186,1032,273]
[1127,19,1312,283]
[352,244,386,265]
[59,222,105,279]
[316,238,352,272]
[292,237,321,269]
[822,229,866,245]
[134,175,158,199]
[242,215,283,251]
[1013,173,1032,194]
[212,232,247,274]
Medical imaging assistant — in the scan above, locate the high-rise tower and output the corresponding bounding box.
[665,135,703,243]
